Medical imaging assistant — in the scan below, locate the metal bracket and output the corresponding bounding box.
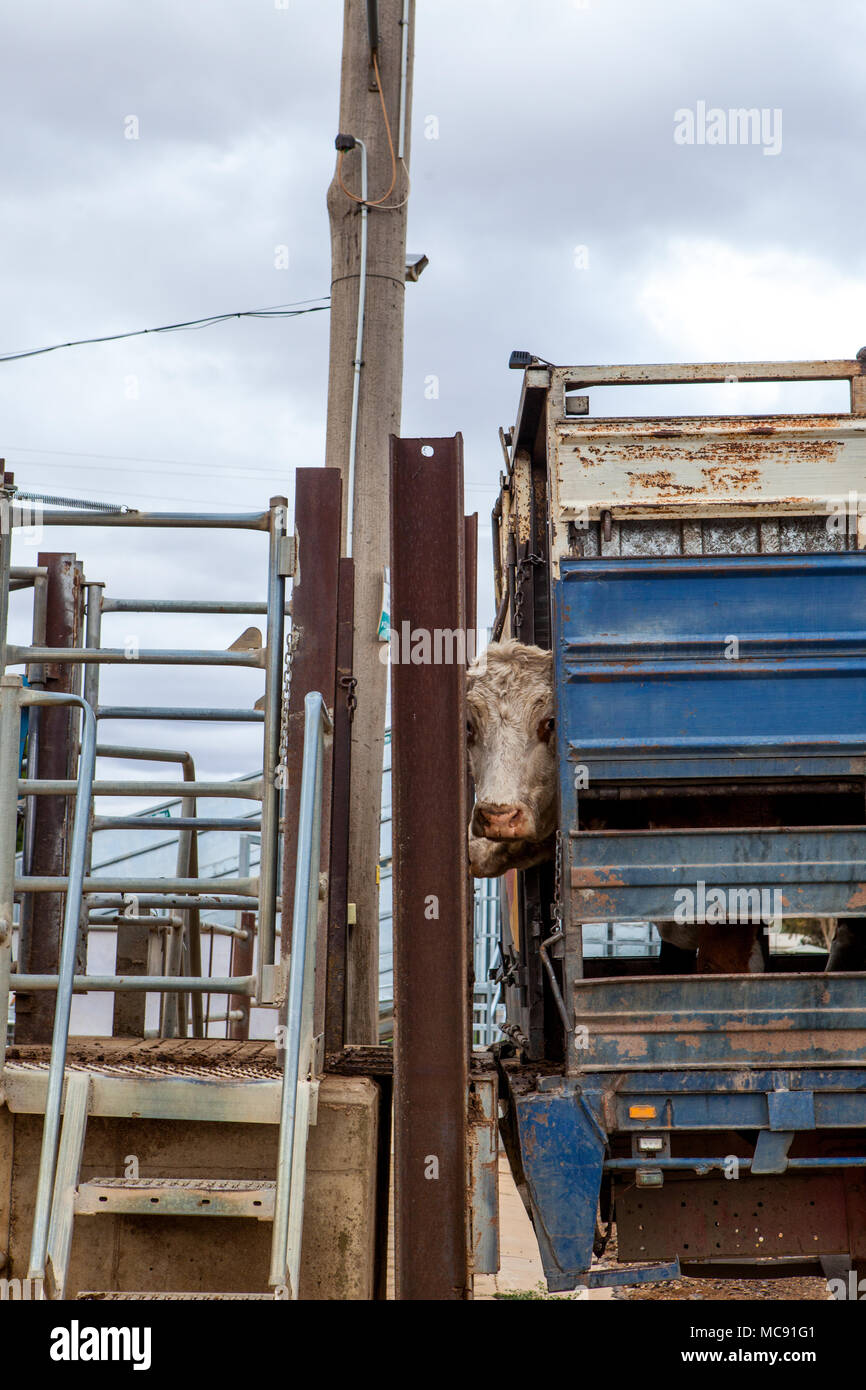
[585,1257,681,1290]
[752,1129,795,1175]
[278,534,298,578]
[768,1088,815,1131]
[259,960,288,1007]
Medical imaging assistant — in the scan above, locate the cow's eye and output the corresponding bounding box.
[466,720,475,743]
[538,716,555,743]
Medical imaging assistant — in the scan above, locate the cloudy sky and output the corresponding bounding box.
[4,0,866,792]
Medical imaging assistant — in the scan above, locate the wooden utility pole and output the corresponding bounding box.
[326,0,415,1042]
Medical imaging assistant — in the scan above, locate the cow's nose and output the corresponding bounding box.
[476,803,526,839]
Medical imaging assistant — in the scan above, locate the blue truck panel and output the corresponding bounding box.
[554,552,866,788]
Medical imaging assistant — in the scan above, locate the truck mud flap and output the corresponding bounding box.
[512,1078,607,1291]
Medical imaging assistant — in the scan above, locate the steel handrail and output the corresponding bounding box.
[15,685,97,1284]
[268,691,332,1297]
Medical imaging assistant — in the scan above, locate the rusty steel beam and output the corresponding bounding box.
[281,470,341,1031]
[15,553,83,1042]
[324,558,354,1055]
[391,434,470,1301]
[464,513,478,1036]
[464,514,477,638]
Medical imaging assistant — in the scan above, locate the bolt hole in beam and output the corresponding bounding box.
[420,445,434,457]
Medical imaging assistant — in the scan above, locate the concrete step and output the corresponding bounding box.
[75,1177,275,1220]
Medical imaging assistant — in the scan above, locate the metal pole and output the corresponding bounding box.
[16,567,48,985]
[8,645,265,667]
[18,509,270,530]
[258,497,288,983]
[344,136,368,560]
[16,876,256,894]
[391,434,470,1300]
[15,974,255,994]
[0,474,14,675]
[97,707,264,722]
[102,598,285,614]
[78,582,104,968]
[28,689,97,1281]
[0,676,22,1075]
[21,778,263,798]
[269,692,330,1295]
[229,912,255,1040]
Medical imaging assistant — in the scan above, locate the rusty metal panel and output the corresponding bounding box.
[391,433,470,1300]
[16,553,83,1041]
[552,414,866,522]
[281,470,341,1027]
[571,974,866,1070]
[569,827,866,921]
[616,1174,848,1261]
[559,359,866,389]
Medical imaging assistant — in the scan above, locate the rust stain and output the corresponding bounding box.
[624,469,701,494]
[572,867,626,887]
[701,464,762,491]
[610,1035,650,1060]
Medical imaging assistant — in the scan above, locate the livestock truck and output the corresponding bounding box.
[490,350,866,1293]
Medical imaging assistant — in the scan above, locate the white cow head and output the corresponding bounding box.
[466,640,557,877]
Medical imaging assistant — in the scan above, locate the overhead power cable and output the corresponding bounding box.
[0,297,330,364]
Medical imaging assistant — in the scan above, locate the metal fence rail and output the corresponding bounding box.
[0,492,293,1041]
[269,691,331,1297]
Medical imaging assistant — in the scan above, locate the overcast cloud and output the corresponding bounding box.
[3,0,865,793]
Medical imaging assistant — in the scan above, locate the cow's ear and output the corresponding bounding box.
[537,716,555,743]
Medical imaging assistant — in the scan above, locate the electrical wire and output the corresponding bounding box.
[5,449,298,485]
[337,49,403,208]
[0,297,330,365]
[368,160,411,212]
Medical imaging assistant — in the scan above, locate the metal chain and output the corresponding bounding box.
[513,549,543,639]
[276,623,300,786]
[552,828,564,927]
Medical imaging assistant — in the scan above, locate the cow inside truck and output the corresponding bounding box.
[476,352,866,1291]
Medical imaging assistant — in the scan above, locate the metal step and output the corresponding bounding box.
[78,1291,277,1300]
[75,1177,275,1220]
